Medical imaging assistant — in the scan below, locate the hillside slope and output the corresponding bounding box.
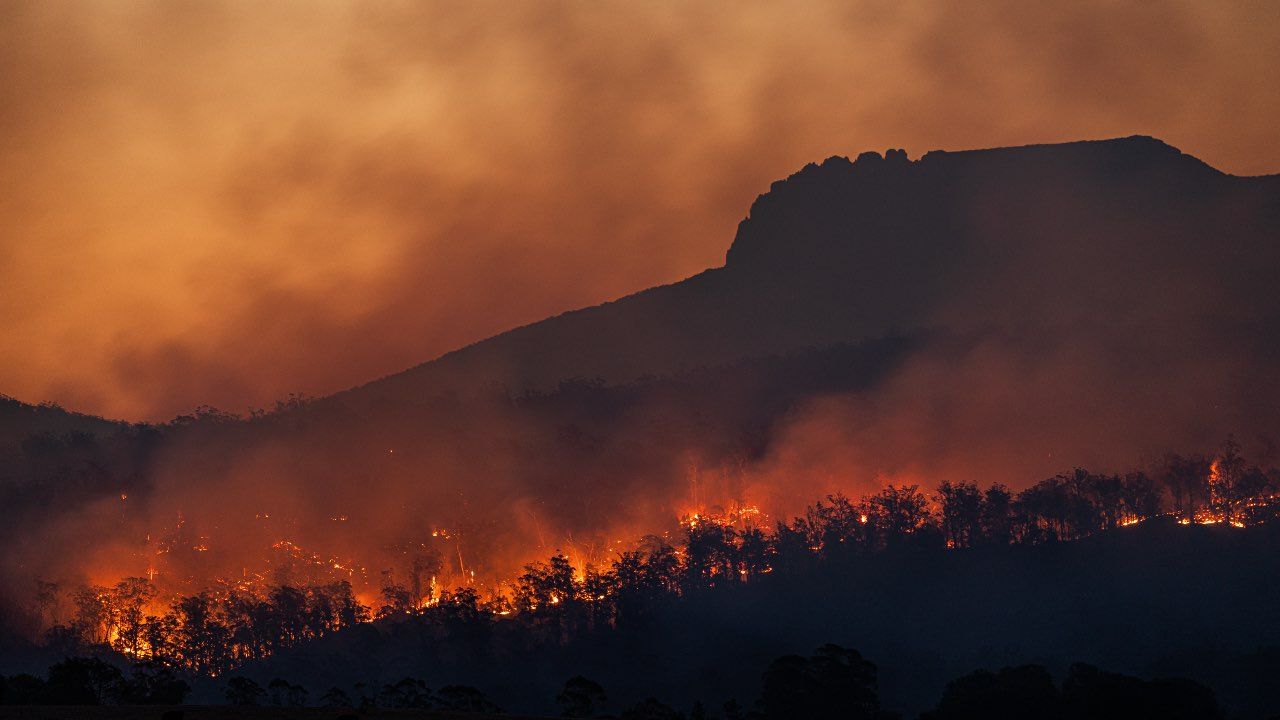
[0,396,130,447]
[333,136,1280,415]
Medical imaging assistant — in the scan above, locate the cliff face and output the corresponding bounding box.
[724,136,1219,273]
[332,136,1279,412]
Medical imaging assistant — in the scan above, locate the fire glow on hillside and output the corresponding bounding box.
[23,442,1279,675]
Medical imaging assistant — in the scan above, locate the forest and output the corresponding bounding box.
[2,438,1277,717]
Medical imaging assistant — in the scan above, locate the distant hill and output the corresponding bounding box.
[8,136,1279,436]
[331,136,1280,416]
[0,395,130,448]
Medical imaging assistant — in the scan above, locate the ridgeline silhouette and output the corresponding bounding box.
[336,136,1280,412]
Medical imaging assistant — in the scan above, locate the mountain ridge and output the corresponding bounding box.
[328,135,1279,415]
[3,136,1277,425]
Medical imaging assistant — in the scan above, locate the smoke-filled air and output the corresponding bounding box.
[3,0,1279,420]
[3,2,1280,718]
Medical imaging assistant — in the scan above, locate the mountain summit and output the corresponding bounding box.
[336,136,1279,411]
[724,136,1217,271]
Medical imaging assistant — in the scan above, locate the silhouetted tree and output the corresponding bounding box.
[323,580,370,629]
[116,661,190,705]
[44,657,122,705]
[379,677,432,709]
[684,521,737,588]
[111,577,155,657]
[939,481,983,548]
[1061,663,1219,720]
[980,484,1015,546]
[268,586,309,648]
[437,586,492,630]
[268,676,291,702]
[772,520,818,574]
[377,579,414,619]
[759,644,879,720]
[1159,454,1213,521]
[623,539,679,623]
[921,664,1059,720]
[34,580,61,628]
[3,674,47,705]
[141,612,180,665]
[1087,472,1127,530]
[517,553,578,611]
[268,677,304,706]
[320,686,352,708]
[71,586,113,646]
[224,676,266,706]
[803,493,867,558]
[1119,471,1161,521]
[42,623,83,657]
[1017,473,1102,541]
[224,590,270,662]
[737,527,772,578]
[438,684,501,713]
[582,564,616,628]
[353,681,375,709]
[173,592,230,675]
[867,485,933,548]
[558,675,606,717]
[1212,438,1249,522]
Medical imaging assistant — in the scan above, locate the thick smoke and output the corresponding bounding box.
[2,0,1278,420]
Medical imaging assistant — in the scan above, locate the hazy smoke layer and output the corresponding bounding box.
[2,0,1278,420]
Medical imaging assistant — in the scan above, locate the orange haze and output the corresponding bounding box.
[2,0,1279,421]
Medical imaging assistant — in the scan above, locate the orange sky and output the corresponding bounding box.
[2,0,1278,421]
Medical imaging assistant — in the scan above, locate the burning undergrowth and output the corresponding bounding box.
[4,322,1279,665]
[5,311,1280,666]
[8,438,1280,678]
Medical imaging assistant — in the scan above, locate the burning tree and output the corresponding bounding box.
[26,441,1280,679]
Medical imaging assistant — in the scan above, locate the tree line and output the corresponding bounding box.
[27,441,1280,678]
[1,645,1223,719]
